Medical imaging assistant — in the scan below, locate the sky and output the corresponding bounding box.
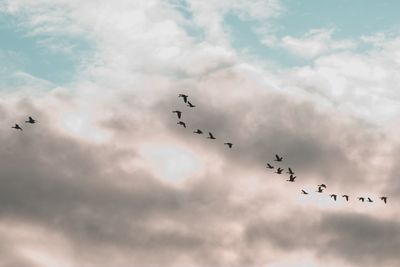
[0,0,400,266]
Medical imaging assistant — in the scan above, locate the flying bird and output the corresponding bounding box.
[207,132,216,139]
[287,174,296,182]
[274,154,283,162]
[287,168,294,175]
[301,190,309,195]
[367,197,373,203]
[316,186,324,193]
[177,121,186,128]
[358,197,365,202]
[187,101,196,108]
[193,129,203,134]
[172,110,182,119]
[342,195,349,201]
[178,94,188,103]
[380,196,387,204]
[224,142,233,148]
[276,167,283,174]
[330,194,337,201]
[25,116,36,124]
[318,184,327,188]
[12,124,23,131]
[266,163,274,169]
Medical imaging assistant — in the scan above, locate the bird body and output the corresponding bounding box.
[287,168,294,175]
[380,196,387,204]
[276,168,283,174]
[12,124,22,131]
[25,116,36,124]
[172,110,182,119]
[224,142,233,148]
[330,194,337,201]
[287,174,296,182]
[301,190,308,195]
[179,94,188,103]
[207,132,216,139]
[316,186,324,193]
[274,154,283,162]
[193,129,203,134]
[358,197,365,202]
[342,195,349,201]
[177,121,186,128]
[266,163,274,169]
[367,197,373,203]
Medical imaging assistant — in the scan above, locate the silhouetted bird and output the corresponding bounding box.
[25,116,36,124]
[358,197,365,202]
[193,129,203,134]
[318,184,327,188]
[179,94,188,103]
[316,186,324,193]
[266,163,274,169]
[207,132,216,139]
[187,101,195,108]
[380,197,387,204]
[287,168,294,175]
[177,121,186,128]
[342,195,349,201]
[367,197,373,203]
[301,190,308,195]
[287,174,296,182]
[276,167,283,174]
[274,154,283,162]
[172,110,182,119]
[12,124,22,131]
[224,142,233,148]
[330,194,337,201]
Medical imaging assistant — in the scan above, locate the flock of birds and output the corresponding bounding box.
[11,100,388,205]
[174,94,233,149]
[11,116,37,131]
[172,93,389,205]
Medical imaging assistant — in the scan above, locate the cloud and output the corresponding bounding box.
[280,29,356,58]
[0,0,399,267]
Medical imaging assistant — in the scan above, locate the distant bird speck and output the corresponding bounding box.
[367,197,373,203]
[380,196,387,204]
[207,132,216,139]
[193,129,203,134]
[276,167,283,174]
[287,174,296,182]
[301,190,308,195]
[224,142,233,148]
[287,168,294,175]
[266,163,274,169]
[318,184,327,188]
[25,116,36,124]
[179,94,188,103]
[12,124,22,131]
[330,194,337,201]
[358,197,365,202]
[172,110,182,119]
[342,195,349,201]
[274,154,283,162]
[177,121,186,128]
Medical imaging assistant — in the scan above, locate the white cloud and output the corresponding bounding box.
[265,28,357,59]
